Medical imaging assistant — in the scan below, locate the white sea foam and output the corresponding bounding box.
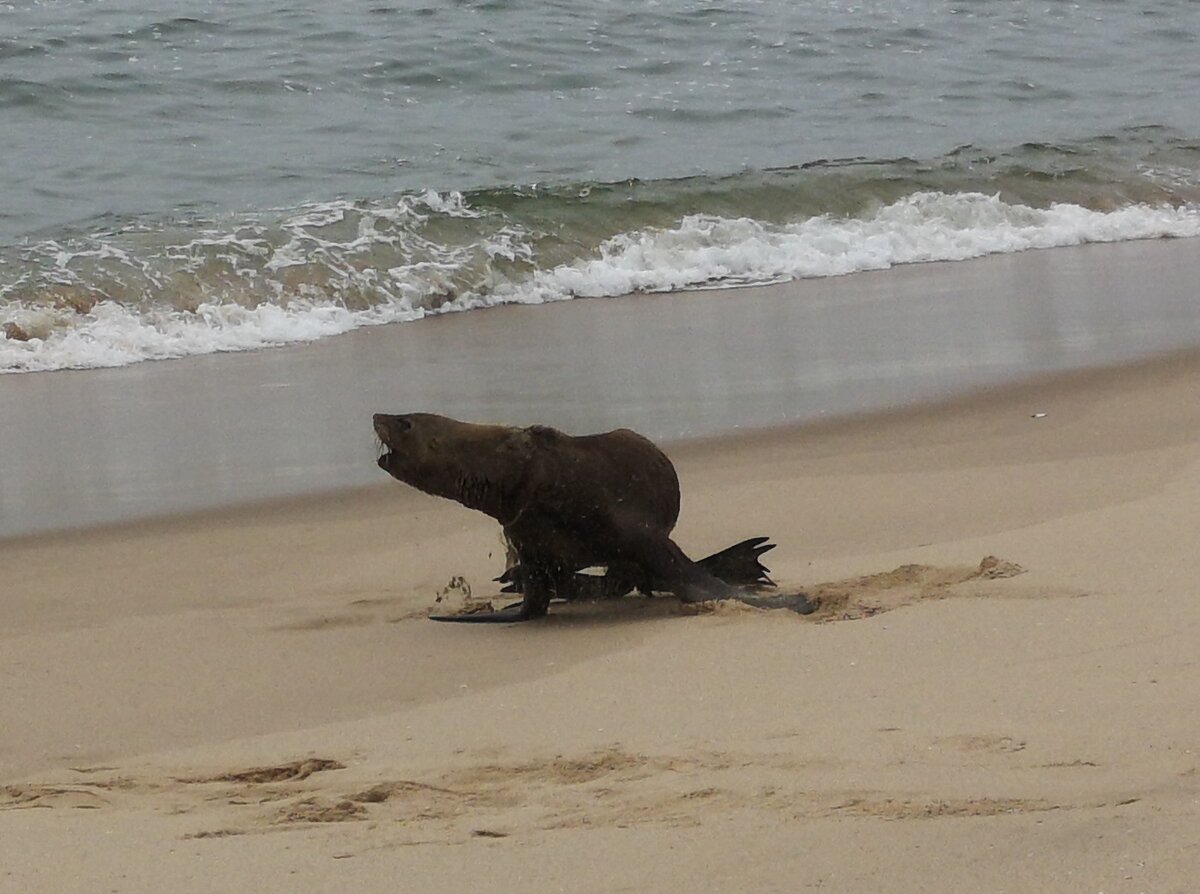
[509,192,1200,302]
[3,191,1198,373]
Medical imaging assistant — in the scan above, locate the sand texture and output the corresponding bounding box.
[3,344,1200,891]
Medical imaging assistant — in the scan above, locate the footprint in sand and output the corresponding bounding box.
[935,734,1027,754]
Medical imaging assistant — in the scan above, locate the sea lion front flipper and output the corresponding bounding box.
[431,577,554,623]
[429,604,532,623]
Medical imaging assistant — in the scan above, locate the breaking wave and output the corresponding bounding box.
[3,135,1200,373]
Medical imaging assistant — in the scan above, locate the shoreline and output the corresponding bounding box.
[5,339,1200,549]
[4,236,1200,538]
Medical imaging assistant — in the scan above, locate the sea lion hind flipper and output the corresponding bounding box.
[696,536,777,588]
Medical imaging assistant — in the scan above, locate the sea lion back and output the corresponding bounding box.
[529,425,681,532]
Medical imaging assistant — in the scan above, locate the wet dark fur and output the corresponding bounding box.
[373,413,784,622]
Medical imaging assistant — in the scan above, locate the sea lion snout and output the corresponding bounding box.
[373,413,412,446]
[373,413,414,476]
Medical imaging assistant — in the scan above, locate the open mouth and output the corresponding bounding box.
[375,436,395,469]
[373,414,410,473]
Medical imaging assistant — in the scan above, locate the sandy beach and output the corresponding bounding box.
[7,2,1200,889]
[4,295,1200,890]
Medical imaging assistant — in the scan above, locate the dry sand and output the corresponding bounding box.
[3,342,1200,892]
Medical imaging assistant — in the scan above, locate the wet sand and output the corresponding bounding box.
[4,236,1200,537]
[3,330,1200,891]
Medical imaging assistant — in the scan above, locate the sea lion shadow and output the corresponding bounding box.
[502,597,686,629]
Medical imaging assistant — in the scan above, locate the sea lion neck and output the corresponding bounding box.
[449,469,519,523]
[395,424,529,524]
[445,429,531,523]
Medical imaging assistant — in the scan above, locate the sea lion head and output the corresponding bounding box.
[373,412,531,521]
[373,412,424,478]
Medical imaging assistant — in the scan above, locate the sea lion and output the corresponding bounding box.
[372,412,790,622]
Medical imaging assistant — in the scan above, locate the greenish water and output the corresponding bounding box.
[2,0,1199,372]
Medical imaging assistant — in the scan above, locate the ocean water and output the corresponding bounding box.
[2,0,1200,372]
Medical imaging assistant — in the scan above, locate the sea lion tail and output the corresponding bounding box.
[696,536,776,588]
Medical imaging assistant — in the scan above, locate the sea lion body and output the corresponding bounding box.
[373,413,774,621]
